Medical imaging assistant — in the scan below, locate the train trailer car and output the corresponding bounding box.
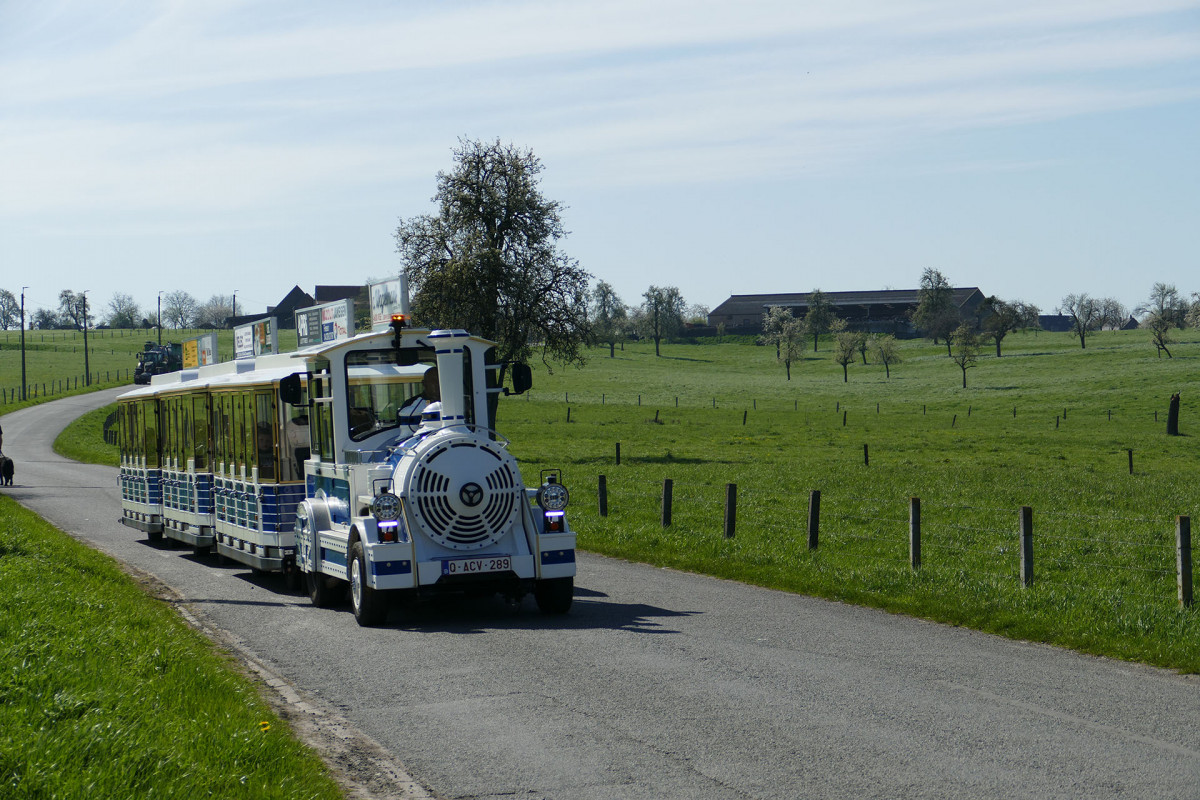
[117,319,575,626]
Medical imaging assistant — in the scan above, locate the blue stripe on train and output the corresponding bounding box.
[541,549,576,565]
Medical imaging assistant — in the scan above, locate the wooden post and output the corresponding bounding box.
[863,444,869,466]
[1127,449,1133,475]
[909,497,921,570]
[952,414,957,428]
[615,442,621,466]
[598,475,608,517]
[842,411,847,426]
[567,407,571,423]
[1167,393,1180,436]
[807,490,821,550]
[743,410,747,426]
[1178,516,1193,608]
[1056,416,1060,429]
[654,409,660,423]
[661,479,673,527]
[724,484,737,539]
[1020,506,1034,587]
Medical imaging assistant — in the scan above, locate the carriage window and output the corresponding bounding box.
[193,395,209,470]
[310,364,335,462]
[143,399,159,469]
[255,390,276,481]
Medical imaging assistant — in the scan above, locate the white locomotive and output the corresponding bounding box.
[117,317,575,625]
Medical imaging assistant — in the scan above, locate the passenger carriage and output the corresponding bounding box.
[116,318,575,625]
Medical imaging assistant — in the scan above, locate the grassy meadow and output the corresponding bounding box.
[0,497,343,799]
[503,327,1200,672]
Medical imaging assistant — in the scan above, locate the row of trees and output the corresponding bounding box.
[0,289,235,332]
[1061,283,1197,357]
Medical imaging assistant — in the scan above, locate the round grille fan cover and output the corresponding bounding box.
[405,433,522,550]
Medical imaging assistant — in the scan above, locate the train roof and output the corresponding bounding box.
[117,327,493,402]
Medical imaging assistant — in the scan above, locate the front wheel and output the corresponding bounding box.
[349,542,388,627]
[534,577,574,615]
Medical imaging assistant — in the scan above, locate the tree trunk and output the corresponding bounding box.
[785,360,791,380]
[842,364,848,382]
[609,341,615,357]
[1167,393,1181,436]
[961,368,968,388]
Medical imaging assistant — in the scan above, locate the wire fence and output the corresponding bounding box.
[589,475,1195,610]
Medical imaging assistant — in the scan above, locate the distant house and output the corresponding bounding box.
[708,288,987,336]
[1038,314,1075,333]
[1119,315,1139,331]
[266,285,316,329]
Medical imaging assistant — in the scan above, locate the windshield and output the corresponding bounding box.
[345,350,435,442]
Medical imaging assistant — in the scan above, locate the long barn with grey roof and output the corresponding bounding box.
[708,288,987,336]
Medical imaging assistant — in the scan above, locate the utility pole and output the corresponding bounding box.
[231,290,237,325]
[20,287,27,401]
[158,291,164,345]
[82,291,91,387]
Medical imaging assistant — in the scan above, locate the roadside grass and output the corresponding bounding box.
[46,326,1200,672]
[55,405,121,466]
[0,496,343,800]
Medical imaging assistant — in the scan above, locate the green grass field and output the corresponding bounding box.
[0,497,343,799]
[501,327,1200,672]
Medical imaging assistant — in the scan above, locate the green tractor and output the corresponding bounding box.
[133,341,183,384]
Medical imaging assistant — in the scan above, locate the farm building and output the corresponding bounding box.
[708,288,988,336]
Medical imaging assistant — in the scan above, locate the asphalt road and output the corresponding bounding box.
[3,389,1200,799]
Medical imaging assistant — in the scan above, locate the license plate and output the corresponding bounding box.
[442,556,512,576]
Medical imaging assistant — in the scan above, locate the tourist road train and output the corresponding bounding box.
[115,316,575,625]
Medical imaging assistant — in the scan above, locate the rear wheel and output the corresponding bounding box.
[534,577,574,615]
[307,568,340,608]
[349,541,387,626]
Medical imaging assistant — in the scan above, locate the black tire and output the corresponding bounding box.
[307,567,339,608]
[534,577,574,615]
[349,541,387,626]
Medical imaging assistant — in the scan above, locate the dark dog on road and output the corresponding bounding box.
[0,455,13,486]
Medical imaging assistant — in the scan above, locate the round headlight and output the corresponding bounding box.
[371,492,401,521]
[537,482,569,511]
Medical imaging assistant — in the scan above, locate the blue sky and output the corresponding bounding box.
[2,0,1198,323]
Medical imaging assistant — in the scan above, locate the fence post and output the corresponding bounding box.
[807,490,821,550]
[1020,506,1034,587]
[661,479,673,527]
[1127,449,1134,475]
[615,442,621,465]
[598,475,608,517]
[1178,516,1193,608]
[863,444,869,467]
[724,484,737,539]
[910,497,921,570]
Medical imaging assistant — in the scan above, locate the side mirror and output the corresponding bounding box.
[510,363,533,395]
[279,373,303,405]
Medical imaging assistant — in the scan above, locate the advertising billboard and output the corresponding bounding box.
[296,299,354,347]
[369,276,409,330]
[182,333,218,368]
[234,317,278,360]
